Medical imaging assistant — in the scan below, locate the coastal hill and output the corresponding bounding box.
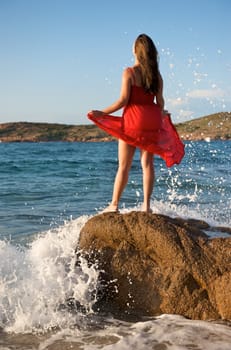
[0,111,230,142]
[176,111,230,141]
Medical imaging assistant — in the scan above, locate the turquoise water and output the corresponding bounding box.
[0,141,230,349]
[1,141,230,239]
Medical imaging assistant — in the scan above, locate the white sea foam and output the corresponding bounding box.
[124,198,230,229]
[0,202,230,335]
[0,209,231,349]
[35,315,231,350]
[0,215,99,333]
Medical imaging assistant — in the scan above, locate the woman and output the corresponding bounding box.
[88,34,184,213]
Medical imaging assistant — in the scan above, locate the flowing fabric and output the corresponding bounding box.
[88,85,185,167]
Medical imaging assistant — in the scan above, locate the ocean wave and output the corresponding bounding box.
[0,215,98,333]
[0,207,231,349]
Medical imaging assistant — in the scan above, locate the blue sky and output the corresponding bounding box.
[0,0,230,125]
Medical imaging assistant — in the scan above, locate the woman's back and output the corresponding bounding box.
[128,85,154,105]
[127,67,160,106]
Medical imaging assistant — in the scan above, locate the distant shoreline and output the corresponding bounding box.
[0,112,230,143]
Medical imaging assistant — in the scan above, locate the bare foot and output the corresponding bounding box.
[141,206,153,213]
[102,205,119,213]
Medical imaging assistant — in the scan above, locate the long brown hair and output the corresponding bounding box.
[134,34,160,94]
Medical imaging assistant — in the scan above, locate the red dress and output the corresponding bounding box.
[88,80,185,167]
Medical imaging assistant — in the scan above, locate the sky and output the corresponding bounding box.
[0,0,230,125]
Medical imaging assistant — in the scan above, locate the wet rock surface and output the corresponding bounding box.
[78,212,231,320]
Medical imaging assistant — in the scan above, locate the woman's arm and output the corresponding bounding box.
[89,68,132,117]
[156,73,165,111]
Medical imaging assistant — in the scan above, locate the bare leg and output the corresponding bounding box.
[140,150,154,212]
[106,140,136,211]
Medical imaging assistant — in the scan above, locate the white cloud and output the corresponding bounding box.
[167,97,186,107]
[186,88,225,99]
[179,109,194,117]
[175,109,194,120]
[166,97,194,122]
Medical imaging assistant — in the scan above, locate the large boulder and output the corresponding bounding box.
[77,212,231,320]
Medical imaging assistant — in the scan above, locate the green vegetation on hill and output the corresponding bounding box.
[0,112,230,142]
[0,122,111,142]
[176,112,231,140]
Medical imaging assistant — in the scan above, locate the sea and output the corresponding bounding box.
[0,140,230,350]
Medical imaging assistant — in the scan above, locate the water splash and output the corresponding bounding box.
[160,44,230,122]
[0,216,99,333]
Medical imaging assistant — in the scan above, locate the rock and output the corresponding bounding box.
[77,212,231,320]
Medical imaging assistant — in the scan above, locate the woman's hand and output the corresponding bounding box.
[88,110,104,117]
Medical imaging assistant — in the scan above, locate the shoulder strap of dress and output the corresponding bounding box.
[127,67,136,85]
